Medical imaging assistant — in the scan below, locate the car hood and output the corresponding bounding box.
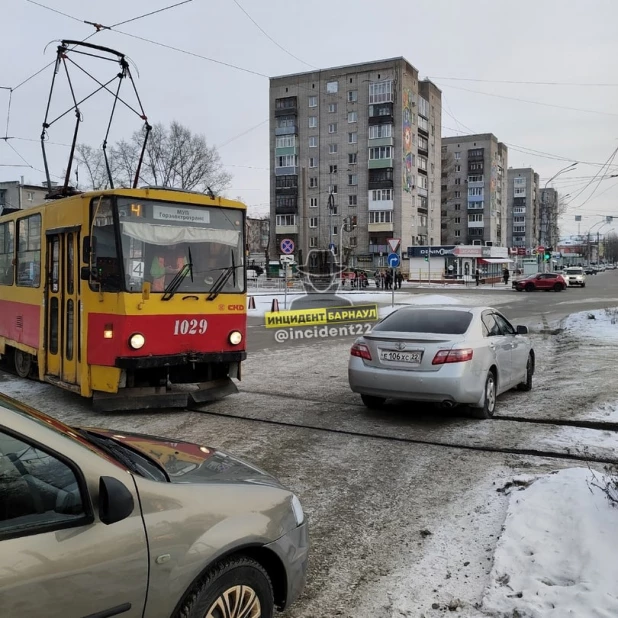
[82,427,283,487]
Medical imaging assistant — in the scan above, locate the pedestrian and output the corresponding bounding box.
[475,268,480,287]
[396,270,403,289]
[503,267,510,286]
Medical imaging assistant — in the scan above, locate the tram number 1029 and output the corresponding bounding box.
[173,319,208,335]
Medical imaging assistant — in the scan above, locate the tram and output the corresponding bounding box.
[0,187,247,410]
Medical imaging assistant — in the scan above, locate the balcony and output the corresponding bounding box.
[274,146,298,157]
[274,97,298,117]
[368,102,394,125]
[369,244,389,254]
[275,224,299,235]
[368,222,394,233]
[368,168,394,190]
[468,219,484,228]
[275,175,298,194]
[417,187,428,197]
[275,198,298,215]
[275,166,299,177]
[468,149,484,161]
[368,158,393,170]
[275,124,298,137]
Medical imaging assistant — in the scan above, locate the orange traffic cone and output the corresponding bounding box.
[248,296,256,309]
[271,298,280,312]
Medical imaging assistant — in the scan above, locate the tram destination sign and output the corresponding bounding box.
[152,204,210,224]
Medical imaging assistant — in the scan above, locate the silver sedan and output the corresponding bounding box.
[348,305,535,418]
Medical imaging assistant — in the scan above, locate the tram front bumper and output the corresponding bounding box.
[92,378,239,411]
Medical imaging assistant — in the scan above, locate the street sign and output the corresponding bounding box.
[280,238,294,255]
[329,243,335,251]
[387,238,401,253]
[387,253,400,268]
[280,255,294,264]
[537,246,545,254]
[531,249,537,256]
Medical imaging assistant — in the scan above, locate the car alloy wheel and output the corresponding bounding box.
[518,355,533,392]
[472,372,496,419]
[206,585,261,618]
[525,283,535,292]
[553,283,563,292]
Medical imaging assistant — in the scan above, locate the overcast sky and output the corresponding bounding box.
[2,0,618,240]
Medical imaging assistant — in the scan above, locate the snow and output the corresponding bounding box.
[562,307,618,343]
[482,467,618,618]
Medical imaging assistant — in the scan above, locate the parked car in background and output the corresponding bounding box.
[584,266,597,275]
[513,272,567,292]
[0,393,308,618]
[348,305,534,419]
[563,267,586,287]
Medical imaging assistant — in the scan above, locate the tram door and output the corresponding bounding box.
[45,230,81,385]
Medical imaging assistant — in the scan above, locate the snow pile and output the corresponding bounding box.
[562,307,618,343]
[482,467,618,617]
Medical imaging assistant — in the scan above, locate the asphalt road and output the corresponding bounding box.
[247,269,618,352]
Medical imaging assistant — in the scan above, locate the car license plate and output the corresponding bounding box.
[380,350,422,363]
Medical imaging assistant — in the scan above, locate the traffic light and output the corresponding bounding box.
[544,247,552,262]
[424,255,429,262]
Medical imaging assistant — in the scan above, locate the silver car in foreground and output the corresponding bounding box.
[0,393,308,618]
[348,306,534,418]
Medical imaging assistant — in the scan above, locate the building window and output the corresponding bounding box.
[330,205,338,215]
[468,214,483,223]
[418,156,428,170]
[469,149,483,158]
[275,154,298,168]
[309,157,317,168]
[368,80,393,104]
[453,217,461,224]
[328,103,338,113]
[418,116,429,132]
[348,175,358,186]
[454,203,461,211]
[309,217,318,228]
[454,165,461,173]
[418,175,428,190]
[454,152,461,160]
[349,195,357,206]
[308,96,317,107]
[369,211,393,224]
[454,191,461,198]
[349,236,357,247]
[514,225,526,233]
[348,111,357,123]
[309,116,317,128]
[310,237,318,247]
[309,177,318,188]
[468,175,483,183]
[368,124,392,139]
[418,135,428,150]
[454,178,461,185]
[513,207,525,214]
[329,185,338,194]
[275,97,297,111]
[454,230,461,237]
[514,186,526,196]
[326,164,336,174]
[329,143,338,154]
[326,81,338,94]
[276,135,296,148]
[468,187,483,197]
[348,153,357,165]
[276,215,297,226]
[276,115,296,129]
[369,146,392,160]
[309,136,317,148]
[310,197,318,208]
[371,189,392,201]
[348,132,357,144]
[332,226,338,237]
[348,90,358,102]
[468,201,484,209]
[0,221,15,286]
[514,215,525,223]
[328,123,337,133]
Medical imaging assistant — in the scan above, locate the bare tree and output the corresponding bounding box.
[74,144,111,191]
[74,121,232,194]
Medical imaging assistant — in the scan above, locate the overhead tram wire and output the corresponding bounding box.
[110,0,196,28]
[231,0,317,69]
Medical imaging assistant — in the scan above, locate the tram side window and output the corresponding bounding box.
[16,214,41,288]
[0,221,15,286]
[90,198,121,291]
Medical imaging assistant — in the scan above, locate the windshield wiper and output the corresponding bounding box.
[207,249,239,301]
[161,247,194,301]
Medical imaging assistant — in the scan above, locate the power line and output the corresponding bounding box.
[436,82,618,118]
[231,0,317,69]
[429,76,618,87]
[111,0,195,28]
[217,119,269,149]
[24,0,83,23]
[569,148,618,210]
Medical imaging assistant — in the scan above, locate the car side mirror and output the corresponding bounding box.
[98,476,135,525]
[516,325,528,335]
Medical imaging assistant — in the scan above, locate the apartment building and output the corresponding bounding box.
[441,134,508,247]
[539,187,559,249]
[269,57,442,270]
[0,180,49,213]
[507,168,540,250]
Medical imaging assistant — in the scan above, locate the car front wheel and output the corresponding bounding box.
[517,354,534,392]
[525,283,535,292]
[471,371,496,419]
[553,283,564,292]
[179,556,274,618]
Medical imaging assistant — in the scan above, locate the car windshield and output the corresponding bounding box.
[90,197,245,294]
[372,309,473,334]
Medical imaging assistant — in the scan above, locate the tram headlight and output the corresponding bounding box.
[229,331,243,345]
[129,333,146,350]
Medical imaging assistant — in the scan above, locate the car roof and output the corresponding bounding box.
[390,304,495,315]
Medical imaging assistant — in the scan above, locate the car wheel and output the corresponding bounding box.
[179,556,274,618]
[517,354,534,392]
[471,371,497,419]
[581,283,586,288]
[525,283,535,292]
[14,349,35,379]
[553,283,564,292]
[361,394,386,409]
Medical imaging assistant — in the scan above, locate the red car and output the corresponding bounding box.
[514,273,567,292]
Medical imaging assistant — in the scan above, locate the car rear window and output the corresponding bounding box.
[373,309,473,334]
[565,269,583,274]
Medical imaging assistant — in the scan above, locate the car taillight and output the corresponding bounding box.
[351,343,372,360]
[432,348,474,365]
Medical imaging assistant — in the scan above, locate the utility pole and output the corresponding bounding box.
[301,167,308,268]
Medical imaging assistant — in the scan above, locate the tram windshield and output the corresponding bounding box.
[90,197,245,294]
